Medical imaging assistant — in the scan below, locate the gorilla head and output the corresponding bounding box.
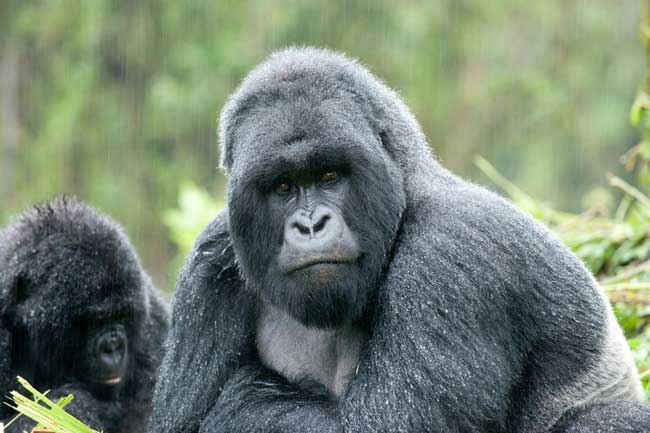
[0,196,169,433]
[221,64,406,327]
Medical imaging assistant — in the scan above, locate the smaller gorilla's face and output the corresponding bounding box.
[7,245,142,400]
[10,308,136,401]
[228,98,406,328]
[75,323,129,399]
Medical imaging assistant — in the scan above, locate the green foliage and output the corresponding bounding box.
[5,377,99,433]
[619,304,650,400]
[163,182,224,278]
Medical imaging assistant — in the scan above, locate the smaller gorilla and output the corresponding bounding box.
[0,196,169,433]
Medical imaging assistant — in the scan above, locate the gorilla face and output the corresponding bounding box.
[227,96,406,328]
[75,323,129,399]
[274,168,360,276]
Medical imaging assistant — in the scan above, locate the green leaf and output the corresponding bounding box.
[8,377,101,433]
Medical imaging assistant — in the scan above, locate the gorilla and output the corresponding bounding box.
[0,196,170,433]
[148,47,650,433]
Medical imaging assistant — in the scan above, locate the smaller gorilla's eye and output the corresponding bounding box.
[321,171,338,184]
[275,180,292,194]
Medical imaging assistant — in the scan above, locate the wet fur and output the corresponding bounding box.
[149,48,649,433]
[0,197,170,433]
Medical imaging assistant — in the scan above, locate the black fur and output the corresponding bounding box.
[551,401,650,433]
[149,48,649,433]
[0,196,170,433]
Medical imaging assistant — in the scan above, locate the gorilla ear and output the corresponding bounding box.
[376,128,401,160]
[0,271,28,317]
[218,102,237,171]
[13,274,29,304]
[378,130,391,151]
[219,139,233,172]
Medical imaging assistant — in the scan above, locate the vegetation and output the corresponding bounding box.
[3,377,98,433]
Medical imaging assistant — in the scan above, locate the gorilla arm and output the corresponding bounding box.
[149,212,258,433]
[200,366,340,433]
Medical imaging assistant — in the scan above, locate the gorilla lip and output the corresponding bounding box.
[96,375,123,385]
[287,256,356,273]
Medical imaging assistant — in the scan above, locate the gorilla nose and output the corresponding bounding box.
[279,206,359,274]
[97,331,126,363]
[288,208,340,246]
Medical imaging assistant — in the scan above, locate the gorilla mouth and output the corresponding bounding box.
[103,376,122,385]
[287,256,356,273]
[95,375,123,385]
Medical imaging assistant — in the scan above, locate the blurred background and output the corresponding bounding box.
[0,0,643,289]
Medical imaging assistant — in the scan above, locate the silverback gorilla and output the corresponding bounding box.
[0,197,169,433]
[149,48,650,433]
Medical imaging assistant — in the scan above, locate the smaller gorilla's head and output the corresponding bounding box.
[0,196,150,398]
[220,49,407,328]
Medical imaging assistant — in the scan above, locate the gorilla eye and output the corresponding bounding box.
[275,180,292,194]
[321,171,338,184]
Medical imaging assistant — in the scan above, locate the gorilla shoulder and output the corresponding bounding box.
[183,211,238,283]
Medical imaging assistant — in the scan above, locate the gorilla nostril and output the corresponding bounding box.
[293,221,311,236]
[313,214,330,233]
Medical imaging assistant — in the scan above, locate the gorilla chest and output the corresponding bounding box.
[256,303,366,397]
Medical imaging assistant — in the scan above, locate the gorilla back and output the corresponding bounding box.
[149,48,649,433]
[0,197,170,433]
